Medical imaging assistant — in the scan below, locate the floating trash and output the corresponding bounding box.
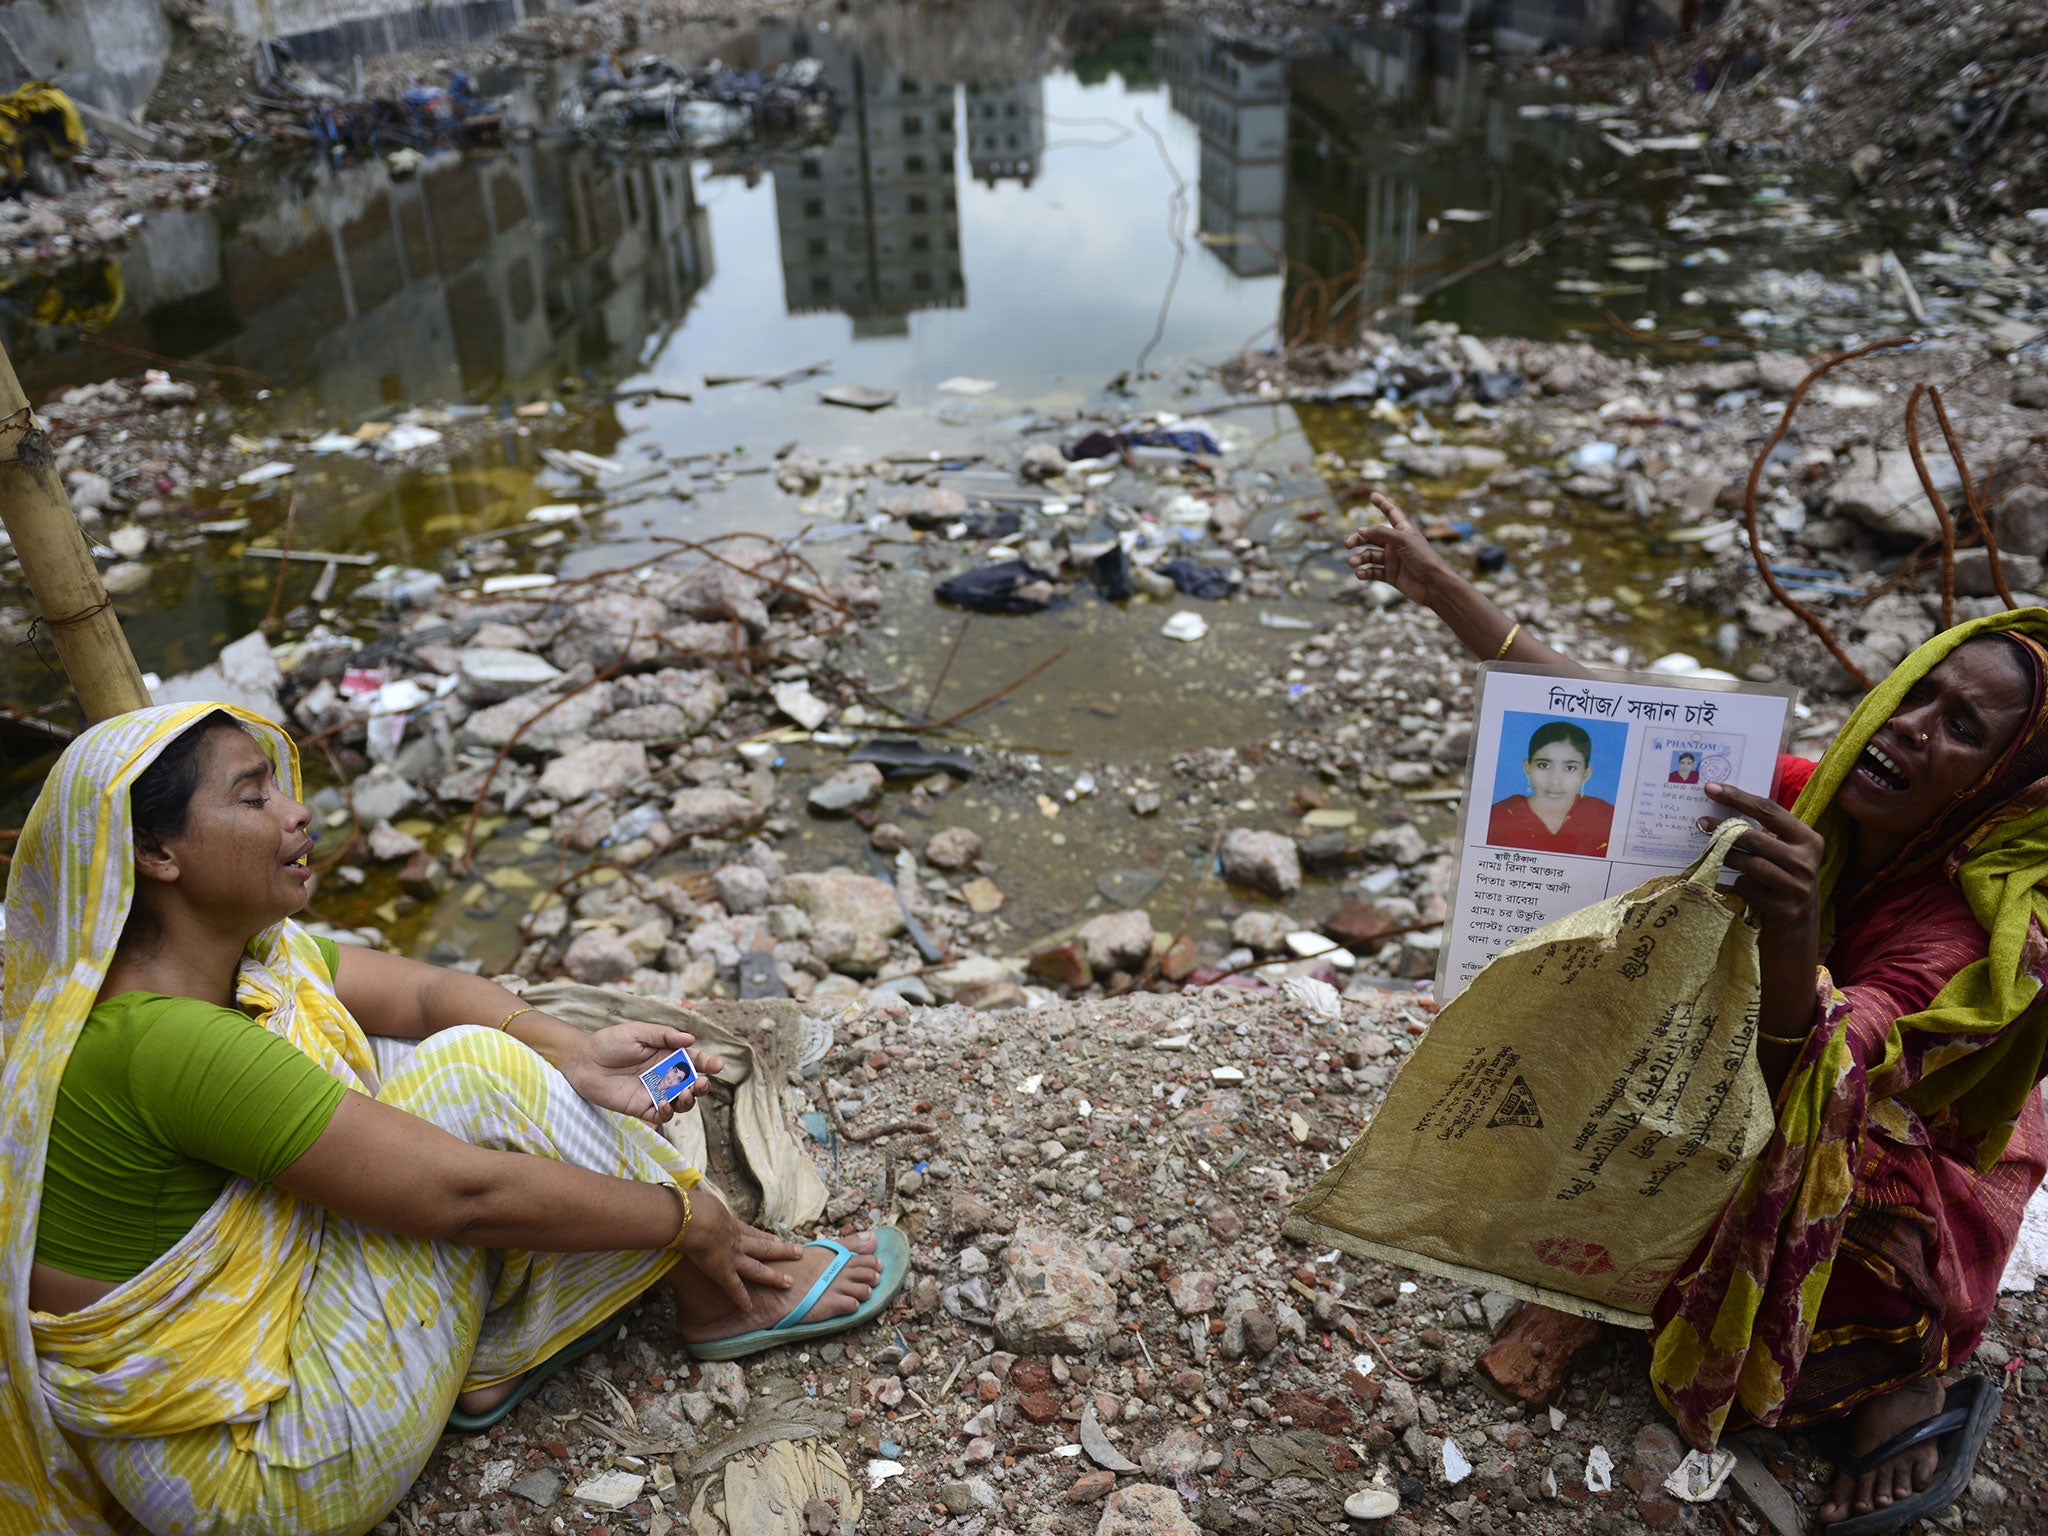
[1344,1487,1400,1520]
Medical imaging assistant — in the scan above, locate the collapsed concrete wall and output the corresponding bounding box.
[0,0,172,120]
[198,0,563,68]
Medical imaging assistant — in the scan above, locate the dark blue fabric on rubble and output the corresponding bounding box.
[1160,557,1233,598]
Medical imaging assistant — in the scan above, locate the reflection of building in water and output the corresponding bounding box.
[966,80,1045,188]
[1154,27,1286,278]
[1280,21,1577,347]
[757,23,964,336]
[5,142,712,420]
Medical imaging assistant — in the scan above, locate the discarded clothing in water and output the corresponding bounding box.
[1064,426,1223,460]
[1131,427,1222,456]
[1093,544,1135,601]
[1160,557,1234,599]
[849,738,976,778]
[902,502,1020,541]
[935,560,1066,614]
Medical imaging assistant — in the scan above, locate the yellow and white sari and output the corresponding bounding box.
[0,704,696,1535]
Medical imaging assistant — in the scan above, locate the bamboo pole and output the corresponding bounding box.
[0,337,149,722]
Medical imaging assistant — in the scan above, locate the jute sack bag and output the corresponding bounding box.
[1284,818,1774,1326]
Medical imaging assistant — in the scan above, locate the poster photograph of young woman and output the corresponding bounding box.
[1484,712,1629,859]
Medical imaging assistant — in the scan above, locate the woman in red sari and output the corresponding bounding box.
[1350,492,2048,1531]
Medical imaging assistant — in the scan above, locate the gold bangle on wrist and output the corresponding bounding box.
[1755,1027,1812,1046]
[661,1185,693,1254]
[494,1004,537,1034]
[1494,622,1521,660]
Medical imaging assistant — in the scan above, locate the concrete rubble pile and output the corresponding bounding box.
[386,984,2048,1536]
[0,157,219,267]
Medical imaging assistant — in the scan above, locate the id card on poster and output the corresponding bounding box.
[1437,663,1797,1002]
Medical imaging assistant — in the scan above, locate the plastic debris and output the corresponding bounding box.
[1160,556,1233,599]
[1442,1439,1471,1484]
[355,566,445,609]
[577,55,836,149]
[1279,975,1343,1022]
[478,573,557,594]
[935,560,1065,614]
[1284,933,1356,967]
[1664,1447,1737,1503]
[572,1470,646,1509]
[819,385,897,412]
[848,738,975,779]
[1344,1487,1400,1520]
[376,422,444,456]
[1586,1445,1614,1494]
[1078,1405,1141,1473]
[866,1459,905,1491]
[1160,611,1208,642]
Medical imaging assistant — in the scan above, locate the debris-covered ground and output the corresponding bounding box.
[2,3,2047,1532]
[41,307,2021,1536]
[1534,0,2048,241]
[0,158,220,269]
[379,989,2048,1536]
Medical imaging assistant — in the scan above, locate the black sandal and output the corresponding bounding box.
[1824,1373,2000,1535]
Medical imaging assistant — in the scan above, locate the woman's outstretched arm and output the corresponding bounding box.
[1343,491,1591,677]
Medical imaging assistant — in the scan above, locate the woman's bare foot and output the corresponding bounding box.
[1817,1377,1946,1524]
[453,1377,521,1417]
[670,1230,883,1344]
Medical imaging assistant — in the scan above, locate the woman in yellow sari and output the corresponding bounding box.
[0,704,906,1535]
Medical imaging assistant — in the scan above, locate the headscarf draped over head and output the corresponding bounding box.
[0,704,375,1534]
[1793,607,2048,1167]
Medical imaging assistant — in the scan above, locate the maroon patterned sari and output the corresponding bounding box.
[1651,749,2048,1444]
[1784,857,2047,1424]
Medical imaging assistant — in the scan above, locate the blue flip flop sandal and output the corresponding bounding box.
[1825,1373,2001,1536]
[446,1315,625,1432]
[686,1225,910,1362]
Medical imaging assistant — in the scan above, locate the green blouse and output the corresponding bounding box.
[34,937,351,1283]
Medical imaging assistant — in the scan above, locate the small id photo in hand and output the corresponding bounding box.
[639,1046,700,1110]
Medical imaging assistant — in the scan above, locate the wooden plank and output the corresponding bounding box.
[1726,1441,1804,1536]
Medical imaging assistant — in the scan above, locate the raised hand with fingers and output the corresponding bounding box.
[1697,782,1825,939]
[1343,491,1455,606]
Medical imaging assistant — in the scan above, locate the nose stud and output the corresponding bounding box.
[1918,731,1929,744]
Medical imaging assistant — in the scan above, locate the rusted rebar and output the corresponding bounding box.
[1928,385,2016,610]
[1742,336,1918,692]
[921,643,1070,731]
[1903,383,1959,630]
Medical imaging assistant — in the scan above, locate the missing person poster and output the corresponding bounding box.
[1439,663,1797,1002]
